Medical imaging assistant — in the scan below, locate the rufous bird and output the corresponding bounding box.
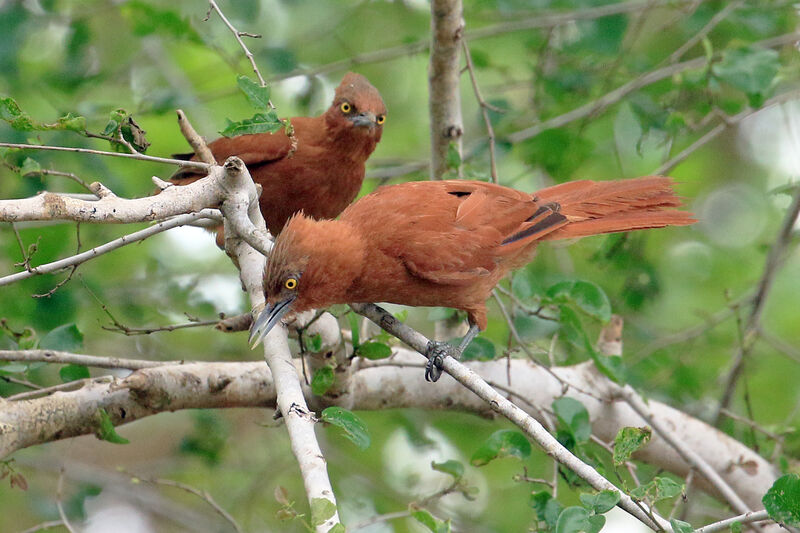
[172,72,386,243]
[249,177,695,381]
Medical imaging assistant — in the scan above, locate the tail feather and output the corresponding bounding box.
[535,176,695,240]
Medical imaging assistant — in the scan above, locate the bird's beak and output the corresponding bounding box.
[351,112,377,128]
[248,297,295,349]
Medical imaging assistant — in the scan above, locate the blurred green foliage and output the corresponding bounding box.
[1,0,799,531]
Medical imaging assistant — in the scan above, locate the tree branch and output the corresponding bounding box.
[428,0,464,178]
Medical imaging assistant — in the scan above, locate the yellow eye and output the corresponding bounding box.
[376,115,386,125]
[284,278,298,290]
[340,102,352,113]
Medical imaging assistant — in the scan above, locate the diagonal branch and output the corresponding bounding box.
[349,303,671,531]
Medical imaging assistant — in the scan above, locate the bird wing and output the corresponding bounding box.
[343,180,567,286]
[170,124,297,182]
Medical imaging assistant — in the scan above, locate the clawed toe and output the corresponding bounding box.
[424,341,460,382]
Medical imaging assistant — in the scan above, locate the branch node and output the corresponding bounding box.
[151,176,173,190]
[89,182,116,199]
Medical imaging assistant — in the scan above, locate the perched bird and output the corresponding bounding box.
[172,72,386,243]
[249,177,695,381]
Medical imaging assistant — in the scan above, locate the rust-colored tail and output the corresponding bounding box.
[535,176,695,240]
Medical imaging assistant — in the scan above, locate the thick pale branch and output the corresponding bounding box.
[0,353,777,516]
[429,0,464,178]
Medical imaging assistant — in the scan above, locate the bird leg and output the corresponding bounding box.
[424,323,481,382]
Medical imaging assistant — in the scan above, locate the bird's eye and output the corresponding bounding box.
[284,278,298,290]
[376,115,386,125]
[340,102,352,113]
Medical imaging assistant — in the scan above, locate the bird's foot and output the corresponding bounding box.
[424,340,461,382]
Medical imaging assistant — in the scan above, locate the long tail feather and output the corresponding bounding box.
[535,176,695,240]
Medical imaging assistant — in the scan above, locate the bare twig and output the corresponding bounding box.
[176,109,216,164]
[0,142,210,170]
[507,32,800,144]
[462,40,498,183]
[715,184,800,423]
[206,0,273,106]
[0,210,220,287]
[56,468,77,533]
[668,1,743,63]
[123,470,243,533]
[350,510,412,531]
[16,520,65,533]
[695,510,772,533]
[0,349,169,370]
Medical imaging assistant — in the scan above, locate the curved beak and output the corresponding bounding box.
[350,112,377,128]
[249,297,295,349]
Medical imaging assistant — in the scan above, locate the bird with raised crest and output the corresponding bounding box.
[249,176,695,381]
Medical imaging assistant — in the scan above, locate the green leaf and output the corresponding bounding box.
[356,341,392,360]
[309,333,323,352]
[630,477,683,503]
[19,157,41,177]
[59,364,90,383]
[530,491,563,528]
[220,112,283,137]
[712,46,779,100]
[95,408,129,444]
[555,506,604,533]
[763,474,800,527]
[470,430,531,466]
[546,280,611,323]
[730,522,742,533]
[557,305,587,348]
[520,128,594,181]
[446,142,461,170]
[327,524,346,533]
[347,312,360,349]
[311,366,335,395]
[53,112,86,132]
[461,336,496,361]
[321,407,370,450]
[0,96,34,130]
[237,75,272,110]
[579,490,620,514]
[613,426,651,465]
[40,324,84,352]
[0,363,31,375]
[411,510,450,533]
[591,352,626,385]
[552,397,592,444]
[310,497,337,527]
[431,460,464,479]
[670,518,695,533]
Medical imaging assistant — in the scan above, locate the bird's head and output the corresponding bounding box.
[326,72,387,141]
[249,214,365,348]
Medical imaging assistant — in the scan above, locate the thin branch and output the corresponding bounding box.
[176,109,216,164]
[695,510,772,533]
[0,142,210,170]
[32,222,81,298]
[715,184,800,423]
[655,91,800,174]
[207,0,273,107]
[0,349,171,370]
[123,470,243,533]
[350,510,413,531]
[56,468,77,533]
[616,385,752,515]
[462,39,498,183]
[349,303,670,531]
[16,519,65,533]
[668,1,743,63]
[507,31,800,144]
[0,210,221,287]
[265,0,714,84]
